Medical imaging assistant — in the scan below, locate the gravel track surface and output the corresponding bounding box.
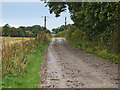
[39,38,118,88]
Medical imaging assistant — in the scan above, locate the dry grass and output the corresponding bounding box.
[0,37,34,52]
[2,33,47,76]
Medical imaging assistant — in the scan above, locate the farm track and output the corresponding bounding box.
[39,38,118,88]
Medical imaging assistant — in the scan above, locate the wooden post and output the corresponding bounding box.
[65,17,67,32]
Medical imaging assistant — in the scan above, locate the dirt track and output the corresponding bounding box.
[39,38,118,88]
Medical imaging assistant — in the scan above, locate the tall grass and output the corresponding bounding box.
[2,32,50,88]
[67,37,119,64]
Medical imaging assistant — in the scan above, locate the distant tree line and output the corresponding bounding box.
[1,24,50,37]
[52,24,71,34]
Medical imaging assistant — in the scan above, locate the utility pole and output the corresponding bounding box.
[44,16,47,28]
[65,17,67,32]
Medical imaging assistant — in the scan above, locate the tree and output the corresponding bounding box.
[11,27,18,37]
[2,24,10,36]
[18,27,25,37]
[25,31,33,37]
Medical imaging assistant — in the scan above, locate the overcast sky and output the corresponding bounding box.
[1,0,74,30]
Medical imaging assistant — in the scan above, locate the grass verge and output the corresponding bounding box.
[67,38,119,64]
[2,38,50,88]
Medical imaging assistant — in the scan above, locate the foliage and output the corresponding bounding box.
[52,24,72,34]
[45,2,67,17]
[55,31,66,38]
[2,24,11,36]
[52,25,65,34]
[46,29,51,33]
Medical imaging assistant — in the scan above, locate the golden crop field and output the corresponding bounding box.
[0,37,34,50]
[1,37,34,44]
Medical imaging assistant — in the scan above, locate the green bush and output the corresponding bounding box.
[55,31,66,37]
